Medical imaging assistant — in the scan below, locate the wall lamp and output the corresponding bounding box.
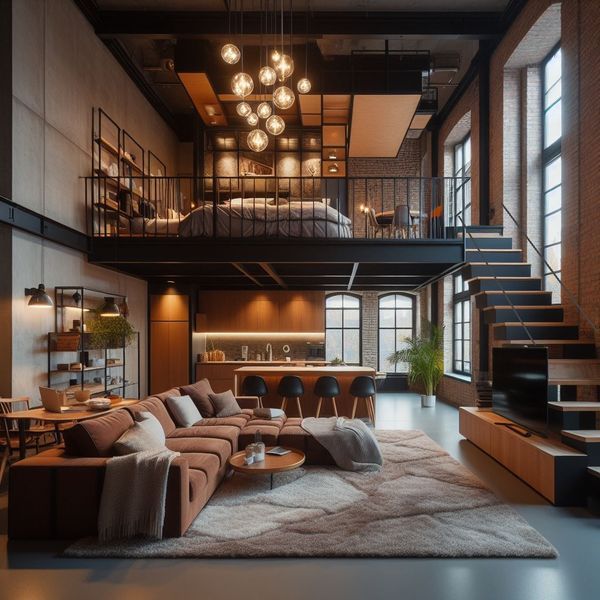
[25,284,54,308]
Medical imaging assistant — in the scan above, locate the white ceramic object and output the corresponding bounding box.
[421,395,436,408]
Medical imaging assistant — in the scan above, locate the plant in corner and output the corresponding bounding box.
[387,321,444,407]
[86,311,136,349]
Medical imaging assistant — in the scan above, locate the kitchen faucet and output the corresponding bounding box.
[266,343,273,362]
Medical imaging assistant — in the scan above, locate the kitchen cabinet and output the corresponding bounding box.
[196,291,324,333]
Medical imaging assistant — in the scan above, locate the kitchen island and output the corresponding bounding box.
[234,365,377,419]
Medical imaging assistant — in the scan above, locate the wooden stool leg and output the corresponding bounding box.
[316,397,323,418]
[351,397,358,419]
[296,397,303,418]
[258,396,264,408]
[369,396,375,423]
[332,397,338,417]
[281,397,287,412]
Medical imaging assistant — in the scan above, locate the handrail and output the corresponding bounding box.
[502,204,599,336]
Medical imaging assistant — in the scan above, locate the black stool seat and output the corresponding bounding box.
[277,375,304,418]
[314,376,340,398]
[277,375,304,397]
[242,375,268,397]
[350,376,376,397]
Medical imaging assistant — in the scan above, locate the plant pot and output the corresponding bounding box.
[421,394,436,408]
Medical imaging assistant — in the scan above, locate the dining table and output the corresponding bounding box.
[3,399,139,460]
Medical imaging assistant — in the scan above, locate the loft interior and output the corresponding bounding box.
[1,0,599,597]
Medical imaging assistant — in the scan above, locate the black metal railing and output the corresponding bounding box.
[85,175,470,241]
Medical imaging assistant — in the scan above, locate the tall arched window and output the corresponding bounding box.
[378,293,415,372]
[325,294,361,365]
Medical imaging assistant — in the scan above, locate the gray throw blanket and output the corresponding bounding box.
[98,448,179,542]
[301,417,383,471]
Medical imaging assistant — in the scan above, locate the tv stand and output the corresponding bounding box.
[494,421,533,437]
[459,407,588,505]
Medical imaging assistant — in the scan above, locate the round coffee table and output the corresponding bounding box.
[228,447,306,490]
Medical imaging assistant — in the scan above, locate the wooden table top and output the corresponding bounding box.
[3,399,139,422]
[228,447,306,474]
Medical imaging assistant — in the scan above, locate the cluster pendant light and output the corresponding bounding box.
[220,0,311,151]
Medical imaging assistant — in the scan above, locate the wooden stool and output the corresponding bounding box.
[277,375,304,418]
[349,376,377,424]
[241,375,268,408]
[313,376,340,418]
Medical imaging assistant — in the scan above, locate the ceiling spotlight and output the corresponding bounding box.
[259,66,277,86]
[297,78,311,94]
[257,102,272,119]
[99,296,120,317]
[247,112,259,127]
[236,101,252,117]
[247,129,269,152]
[266,115,285,136]
[231,72,254,98]
[273,86,295,110]
[25,284,53,308]
[274,54,294,82]
[221,43,241,65]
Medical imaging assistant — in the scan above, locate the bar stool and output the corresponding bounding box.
[313,376,340,418]
[349,376,376,423]
[277,375,304,418]
[241,375,268,408]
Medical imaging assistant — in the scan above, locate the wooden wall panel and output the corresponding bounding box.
[150,294,189,321]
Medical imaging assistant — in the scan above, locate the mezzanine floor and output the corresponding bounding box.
[1,393,599,600]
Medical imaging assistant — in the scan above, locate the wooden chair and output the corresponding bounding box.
[391,205,410,239]
[314,376,340,418]
[277,376,305,418]
[349,377,376,424]
[367,208,390,238]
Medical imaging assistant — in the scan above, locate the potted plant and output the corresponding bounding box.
[387,321,444,407]
[86,311,136,349]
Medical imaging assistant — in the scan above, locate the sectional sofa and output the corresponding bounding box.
[8,381,334,540]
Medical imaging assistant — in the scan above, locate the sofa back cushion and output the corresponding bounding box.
[209,390,242,418]
[63,409,134,457]
[166,395,203,428]
[113,413,166,455]
[180,379,215,417]
[126,397,177,437]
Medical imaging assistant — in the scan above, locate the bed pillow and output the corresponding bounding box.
[166,395,203,428]
[180,379,216,417]
[208,390,242,418]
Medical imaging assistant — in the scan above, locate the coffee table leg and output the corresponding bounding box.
[270,473,274,490]
[18,420,27,460]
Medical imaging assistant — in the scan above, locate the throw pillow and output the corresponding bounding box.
[180,379,215,417]
[166,395,203,428]
[253,407,286,420]
[208,390,242,418]
[134,411,166,445]
[113,423,165,455]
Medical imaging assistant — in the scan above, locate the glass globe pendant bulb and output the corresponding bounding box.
[221,43,241,65]
[266,114,285,136]
[274,54,294,82]
[271,49,282,64]
[231,72,254,98]
[297,78,311,94]
[259,66,277,86]
[257,102,272,119]
[247,129,269,152]
[273,85,295,110]
[236,101,252,117]
[247,112,259,127]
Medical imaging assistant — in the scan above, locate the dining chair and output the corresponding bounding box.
[367,208,390,238]
[391,205,410,239]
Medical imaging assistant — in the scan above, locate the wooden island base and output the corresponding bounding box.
[234,366,376,419]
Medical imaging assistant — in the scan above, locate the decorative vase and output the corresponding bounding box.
[422,394,436,408]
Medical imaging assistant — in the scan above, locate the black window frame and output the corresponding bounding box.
[325,293,362,365]
[451,132,472,228]
[452,273,471,376]
[541,43,562,300]
[377,293,416,373]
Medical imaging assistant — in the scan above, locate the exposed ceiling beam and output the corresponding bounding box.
[348,263,359,291]
[259,263,288,289]
[93,11,503,39]
[232,263,263,287]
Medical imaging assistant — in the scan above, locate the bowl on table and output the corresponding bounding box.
[73,389,92,403]
[85,398,112,411]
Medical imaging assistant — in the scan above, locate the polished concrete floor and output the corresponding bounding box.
[1,394,599,600]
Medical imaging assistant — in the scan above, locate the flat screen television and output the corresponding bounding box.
[492,346,549,436]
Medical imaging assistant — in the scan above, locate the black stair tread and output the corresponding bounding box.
[588,467,600,479]
[549,401,600,412]
[467,248,523,253]
[475,290,550,295]
[562,430,600,442]
[491,321,578,326]
[468,262,531,266]
[500,339,592,345]
[469,276,541,280]
[481,304,564,311]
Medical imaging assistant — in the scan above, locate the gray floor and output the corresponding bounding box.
[1,394,599,600]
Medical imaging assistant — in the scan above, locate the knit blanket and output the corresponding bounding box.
[98,448,179,542]
[301,417,383,471]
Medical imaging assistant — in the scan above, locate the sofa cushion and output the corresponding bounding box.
[209,390,242,418]
[166,437,231,468]
[180,379,215,417]
[62,409,134,457]
[114,422,166,455]
[178,452,221,483]
[134,411,166,445]
[167,425,239,453]
[166,395,203,428]
[238,423,280,448]
[153,387,181,403]
[126,397,177,437]
[197,415,251,429]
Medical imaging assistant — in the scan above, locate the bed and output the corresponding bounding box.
[131,198,352,238]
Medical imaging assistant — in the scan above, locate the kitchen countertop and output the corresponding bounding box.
[234,366,376,373]
[198,360,329,365]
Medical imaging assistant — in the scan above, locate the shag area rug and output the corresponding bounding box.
[65,430,557,559]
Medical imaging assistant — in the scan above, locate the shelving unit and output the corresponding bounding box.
[47,286,140,400]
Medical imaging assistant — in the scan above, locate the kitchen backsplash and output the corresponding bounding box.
[203,336,324,362]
